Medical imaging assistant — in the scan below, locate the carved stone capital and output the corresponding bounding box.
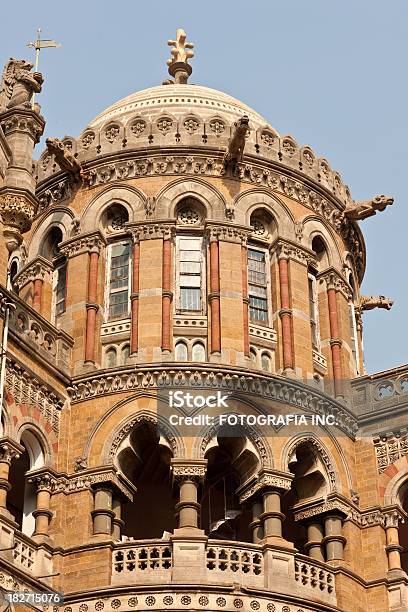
[171,459,207,482]
[383,505,406,529]
[53,466,136,501]
[319,268,353,300]
[0,108,45,144]
[59,231,105,258]
[0,437,24,464]
[238,469,293,503]
[293,496,350,523]
[0,188,39,249]
[205,222,251,245]
[128,222,176,242]
[14,255,54,289]
[272,239,316,267]
[27,467,59,492]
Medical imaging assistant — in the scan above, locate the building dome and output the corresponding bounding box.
[88,84,273,134]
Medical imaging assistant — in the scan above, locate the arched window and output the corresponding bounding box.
[175,341,188,361]
[308,267,320,351]
[261,352,271,372]
[348,272,360,374]
[176,237,204,312]
[8,259,19,292]
[101,203,129,233]
[105,347,117,368]
[311,236,329,270]
[121,344,130,365]
[41,227,68,321]
[7,430,45,536]
[250,348,257,366]
[192,342,206,362]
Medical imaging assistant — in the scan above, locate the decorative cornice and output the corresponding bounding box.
[205,222,251,245]
[14,256,53,289]
[238,469,293,503]
[67,366,358,438]
[272,238,316,267]
[59,230,106,257]
[0,108,45,144]
[27,467,59,492]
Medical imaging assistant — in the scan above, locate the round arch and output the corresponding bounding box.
[235,188,295,239]
[80,184,146,232]
[155,178,226,219]
[27,208,74,261]
[302,215,343,269]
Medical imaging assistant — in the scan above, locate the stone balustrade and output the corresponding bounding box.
[0,286,73,376]
[111,538,337,606]
[352,364,408,419]
[0,519,53,583]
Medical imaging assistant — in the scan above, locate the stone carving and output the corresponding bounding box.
[105,124,120,143]
[129,223,175,242]
[209,119,225,136]
[274,240,316,268]
[144,196,156,218]
[286,436,337,487]
[344,195,393,221]
[74,457,88,472]
[183,117,199,134]
[223,116,250,173]
[130,119,146,137]
[206,224,250,245]
[59,232,105,258]
[46,137,86,183]
[0,58,43,111]
[108,414,178,461]
[361,295,394,311]
[320,269,353,300]
[373,432,408,473]
[239,472,293,503]
[53,468,134,500]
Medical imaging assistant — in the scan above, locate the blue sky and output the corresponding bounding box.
[2,1,407,375]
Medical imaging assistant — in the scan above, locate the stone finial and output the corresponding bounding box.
[166,29,194,84]
[361,295,394,311]
[344,194,394,221]
[0,58,43,113]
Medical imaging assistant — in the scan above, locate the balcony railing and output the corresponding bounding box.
[111,538,337,605]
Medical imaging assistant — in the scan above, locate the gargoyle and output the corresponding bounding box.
[0,58,43,112]
[344,195,393,221]
[223,115,250,173]
[361,295,394,311]
[46,137,86,183]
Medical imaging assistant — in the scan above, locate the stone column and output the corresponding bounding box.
[32,278,43,312]
[323,513,346,561]
[262,489,286,539]
[208,232,221,354]
[84,248,100,364]
[130,238,140,355]
[305,520,325,561]
[171,460,207,535]
[91,486,114,537]
[112,496,124,541]
[0,438,23,518]
[249,499,264,543]
[28,471,56,542]
[277,254,294,373]
[384,509,404,573]
[324,273,343,397]
[241,243,250,357]
[161,236,173,353]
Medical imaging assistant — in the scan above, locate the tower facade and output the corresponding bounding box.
[0,31,406,612]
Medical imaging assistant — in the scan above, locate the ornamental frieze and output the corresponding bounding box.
[206,223,251,245]
[129,222,176,242]
[67,367,358,438]
[52,468,135,500]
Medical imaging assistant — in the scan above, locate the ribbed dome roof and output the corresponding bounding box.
[88,84,274,133]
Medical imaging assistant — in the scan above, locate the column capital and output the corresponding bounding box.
[205,222,251,244]
[271,238,316,266]
[0,107,45,144]
[171,459,207,483]
[14,255,54,290]
[128,221,176,243]
[318,267,352,300]
[292,495,350,523]
[0,437,24,464]
[383,505,407,528]
[27,467,59,492]
[238,469,293,503]
[59,230,106,258]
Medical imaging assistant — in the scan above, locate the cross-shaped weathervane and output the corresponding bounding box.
[27,28,61,108]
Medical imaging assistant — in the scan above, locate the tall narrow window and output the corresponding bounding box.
[308,272,320,350]
[108,243,131,320]
[248,248,269,324]
[349,302,360,374]
[177,237,203,312]
[54,262,67,317]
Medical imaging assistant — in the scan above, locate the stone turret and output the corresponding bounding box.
[0,58,45,281]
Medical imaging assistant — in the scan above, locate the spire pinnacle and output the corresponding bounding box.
[166,29,194,84]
